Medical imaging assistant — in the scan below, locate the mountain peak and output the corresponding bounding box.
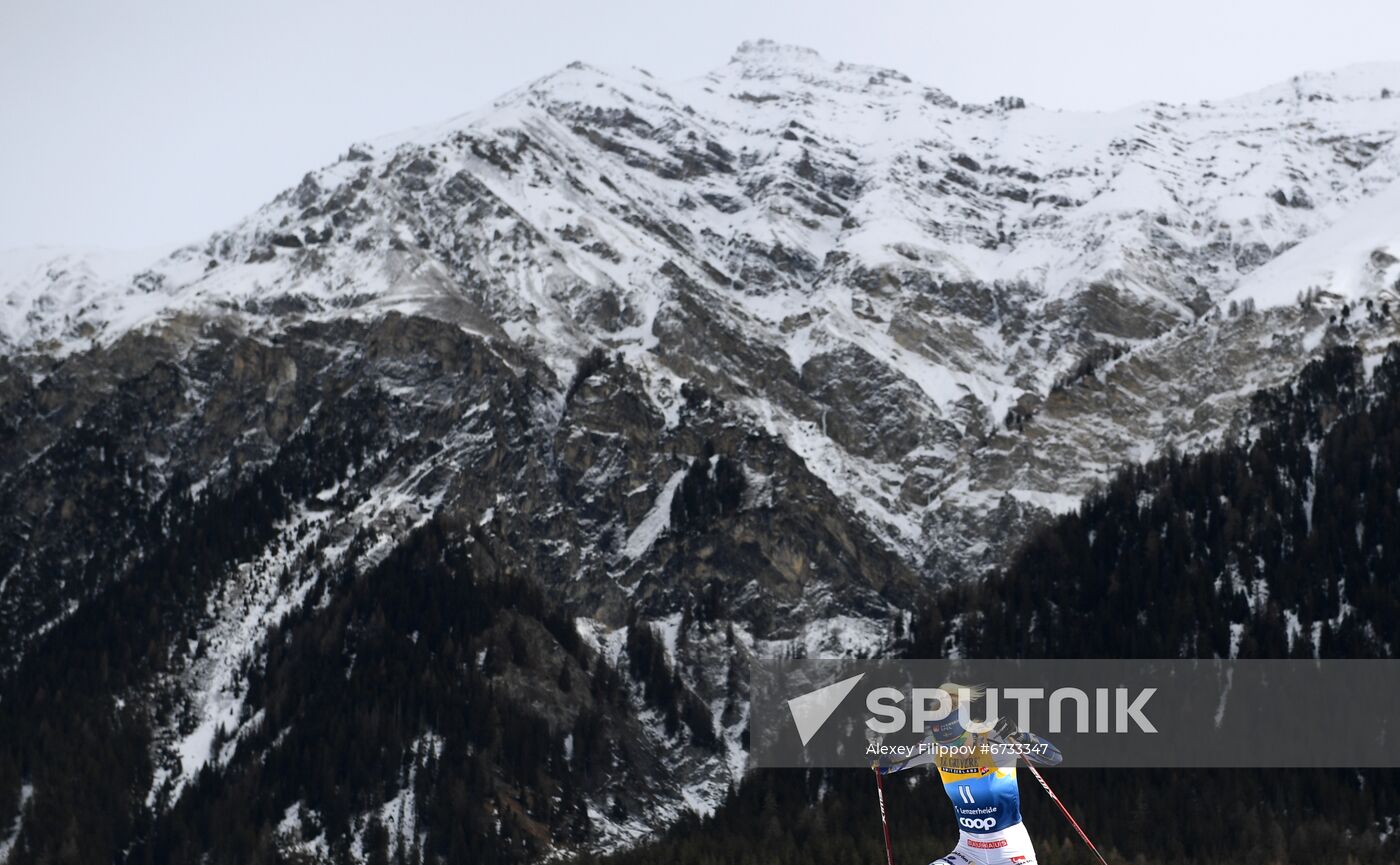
[1224,60,1400,107]
[719,38,929,101]
[730,39,824,64]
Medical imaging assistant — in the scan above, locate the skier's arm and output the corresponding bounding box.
[1021,732,1063,766]
[874,748,937,775]
[869,731,938,775]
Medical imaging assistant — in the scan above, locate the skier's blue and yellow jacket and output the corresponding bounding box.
[877,718,1061,836]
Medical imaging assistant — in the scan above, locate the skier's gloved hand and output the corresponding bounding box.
[992,716,1021,742]
[865,725,885,748]
[865,724,885,770]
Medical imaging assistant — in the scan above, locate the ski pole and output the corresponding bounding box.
[1025,764,1108,865]
[873,766,895,865]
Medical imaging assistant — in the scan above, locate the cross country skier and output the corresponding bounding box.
[874,683,1062,865]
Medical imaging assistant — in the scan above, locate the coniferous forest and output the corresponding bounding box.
[0,379,717,865]
[600,347,1400,865]
[3,333,1399,865]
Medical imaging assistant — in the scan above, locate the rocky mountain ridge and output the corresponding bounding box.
[7,43,1400,571]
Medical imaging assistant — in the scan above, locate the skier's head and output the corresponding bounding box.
[939,681,985,710]
[924,681,984,743]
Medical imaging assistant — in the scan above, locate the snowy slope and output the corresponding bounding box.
[0,245,173,347]
[8,48,1400,351]
[1231,178,1400,309]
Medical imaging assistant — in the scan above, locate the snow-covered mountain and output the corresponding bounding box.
[3,41,1400,863]
[7,42,1400,568]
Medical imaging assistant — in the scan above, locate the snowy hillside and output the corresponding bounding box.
[1232,178,1400,309]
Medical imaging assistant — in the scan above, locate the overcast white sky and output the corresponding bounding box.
[3,0,1398,250]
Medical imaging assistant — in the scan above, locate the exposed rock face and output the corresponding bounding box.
[2,42,1400,863]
